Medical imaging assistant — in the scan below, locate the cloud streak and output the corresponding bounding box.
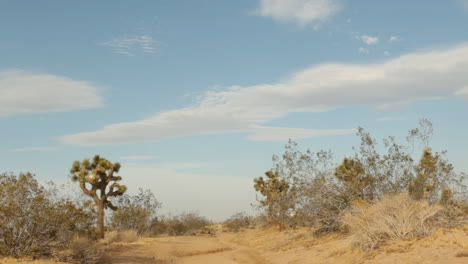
[101,35,156,55]
[0,70,102,117]
[9,147,60,152]
[389,36,401,42]
[361,35,379,45]
[255,0,341,27]
[60,43,468,146]
[120,155,154,161]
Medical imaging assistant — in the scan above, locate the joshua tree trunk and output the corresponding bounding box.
[97,201,105,239]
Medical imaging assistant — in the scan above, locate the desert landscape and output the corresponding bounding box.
[2,1,468,263]
[100,226,468,264]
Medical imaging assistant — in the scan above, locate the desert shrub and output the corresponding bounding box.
[343,194,442,251]
[66,236,100,264]
[54,200,98,241]
[103,229,139,244]
[223,212,253,232]
[254,120,467,233]
[151,212,212,236]
[117,230,139,243]
[102,230,120,244]
[111,188,161,236]
[0,173,96,257]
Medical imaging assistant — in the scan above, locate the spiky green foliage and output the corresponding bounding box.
[335,157,375,201]
[70,155,127,238]
[254,171,293,228]
[409,147,455,202]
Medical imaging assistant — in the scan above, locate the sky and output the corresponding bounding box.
[1,0,468,221]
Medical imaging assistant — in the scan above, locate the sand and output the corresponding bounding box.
[3,225,468,264]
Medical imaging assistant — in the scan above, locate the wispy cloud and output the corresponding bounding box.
[376,116,407,122]
[101,35,156,55]
[255,0,341,27]
[60,43,468,146]
[361,35,379,45]
[10,147,60,152]
[0,70,102,117]
[358,47,370,54]
[389,36,401,42]
[376,102,410,113]
[120,155,154,161]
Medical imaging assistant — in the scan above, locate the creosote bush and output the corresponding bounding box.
[223,212,253,232]
[111,188,161,236]
[151,212,213,236]
[0,173,96,257]
[343,194,442,251]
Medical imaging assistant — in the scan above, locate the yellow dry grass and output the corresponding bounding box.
[2,223,468,264]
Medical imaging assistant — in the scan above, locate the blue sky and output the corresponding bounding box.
[1,0,468,220]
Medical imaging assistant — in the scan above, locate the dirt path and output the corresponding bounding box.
[102,227,468,264]
[104,233,276,264]
[2,227,468,263]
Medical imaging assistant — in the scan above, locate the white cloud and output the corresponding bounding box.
[358,47,370,54]
[455,86,468,96]
[120,165,255,221]
[101,35,156,55]
[361,35,379,45]
[255,0,341,27]
[0,70,102,117]
[376,102,410,113]
[60,43,468,146]
[384,50,390,56]
[10,147,59,152]
[389,36,401,42]
[120,155,154,161]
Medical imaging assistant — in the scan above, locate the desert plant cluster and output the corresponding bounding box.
[253,119,468,249]
[1,119,467,263]
[0,154,212,263]
[0,173,96,258]
[223,212,254,232]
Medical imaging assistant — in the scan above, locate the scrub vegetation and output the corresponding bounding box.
[0,119,467,263]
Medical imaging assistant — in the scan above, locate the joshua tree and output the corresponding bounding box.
[254,171,293,228]
[70,155,127,238]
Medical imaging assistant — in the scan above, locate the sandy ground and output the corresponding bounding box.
[101,225,468,264]
[3,225,468,264]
